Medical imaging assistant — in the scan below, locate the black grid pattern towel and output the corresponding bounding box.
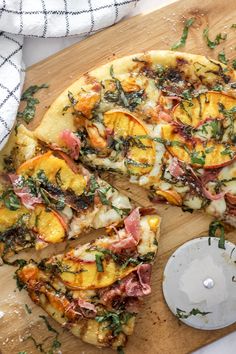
[0,0,139,148]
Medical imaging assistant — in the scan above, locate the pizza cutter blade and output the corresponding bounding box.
[162,237,236,330]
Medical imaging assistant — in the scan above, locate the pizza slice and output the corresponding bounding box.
[33,51,236,226]
[16,208,160,350]
[0,125,131,258]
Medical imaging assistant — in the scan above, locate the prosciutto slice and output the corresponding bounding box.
[125,265,152,297]
[9,174,42,210]
[169,157,184,178]
[77,298,97,317]
[124,207,141,242]
[60,130,81,160]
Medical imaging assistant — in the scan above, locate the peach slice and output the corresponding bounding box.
[162,124,236,169]
[51,250,137,290]
[17,152,86,196]
[155,189,182,206]
[173,92,236,128]
[103,110,155,175]
[28,205,66,244]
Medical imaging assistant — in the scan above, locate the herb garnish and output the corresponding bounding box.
[17,84,48,124]
[24,303,32,314]
[231,24,236,29]
[203,28,227,49]
[95,254,104,272]
[218,50,228,65]
[190,151,205,166]
[232,60,236,70]
[104,65,144,111]
[208,220,225,249]
[171,17,195,50]
[176,308,211,319]
[95,311,134,335]
[0,189,21,210]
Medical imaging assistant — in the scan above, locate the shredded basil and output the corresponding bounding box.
[95,311,134,336]
[176,308,211,319]
[190,151,205,166]
[231,24,236,29]
[208,220,225,249]
[203,28,227,49]
[24,304,32,314]
[171,17,195,50]
[17,84,48,123]
[95,253,104,272]
[104,65,144,110]
[0,189,21,211]
[232,60,236,70]
[218,50,228,65]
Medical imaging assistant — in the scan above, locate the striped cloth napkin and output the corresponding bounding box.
[0,0,139,148]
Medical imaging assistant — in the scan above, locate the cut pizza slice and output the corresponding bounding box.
[0,126,132,258]
[16,208,161,350]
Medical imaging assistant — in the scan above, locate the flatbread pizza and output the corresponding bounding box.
[34,50,236,227]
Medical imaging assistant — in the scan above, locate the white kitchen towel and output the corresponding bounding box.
[0,0,139,149]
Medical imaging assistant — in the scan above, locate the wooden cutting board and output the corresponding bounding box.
[1,0,236,353]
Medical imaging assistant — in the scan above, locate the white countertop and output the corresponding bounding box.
[23,1,236,353]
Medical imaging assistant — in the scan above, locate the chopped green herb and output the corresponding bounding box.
[208,220,225,249]
[176,307,211,319]
[0,189,21,211]
[218,50,228,65]
[190,151,205,166]
[212,84,223,92]
[17,84,48,124]
[96,311,134,336]
[24,304,32,314]
[18,352,27,354]
[203,28,227,49]
[232,60,236,70]
[231,24,236,29]
[95,254,104,272]
[171,17,195,50]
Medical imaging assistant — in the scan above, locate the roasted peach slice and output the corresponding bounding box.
[28,205,66,244]
[162,124,236,169]
[173,92,236,128]
[103,110,155,175]
[50,249,136,290]
[155,189,182,206]
[17,152,86,196]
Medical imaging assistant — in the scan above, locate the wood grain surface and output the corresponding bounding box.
[1,0,236,353]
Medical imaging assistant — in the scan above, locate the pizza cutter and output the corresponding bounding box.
[162,237,236,330]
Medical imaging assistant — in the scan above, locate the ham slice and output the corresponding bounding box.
[125,265,151,297]
[158,110,172,122]
[137,264,152,295]
[77,298,97,317]
[109,235,137,253]
[60,130,81,160]
[9,174,42,210]
[169,157,184,178]
[124,207,141,242]
[107,208,141,253]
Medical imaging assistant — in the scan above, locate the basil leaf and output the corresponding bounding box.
[176,307,211,319]
[1,190,21,211]
[218,50,228,65]
[203,28,227,49]
[171,17,195,50]
[17,84,48,124]
[95,254,104,272]
[208,220,225,249]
